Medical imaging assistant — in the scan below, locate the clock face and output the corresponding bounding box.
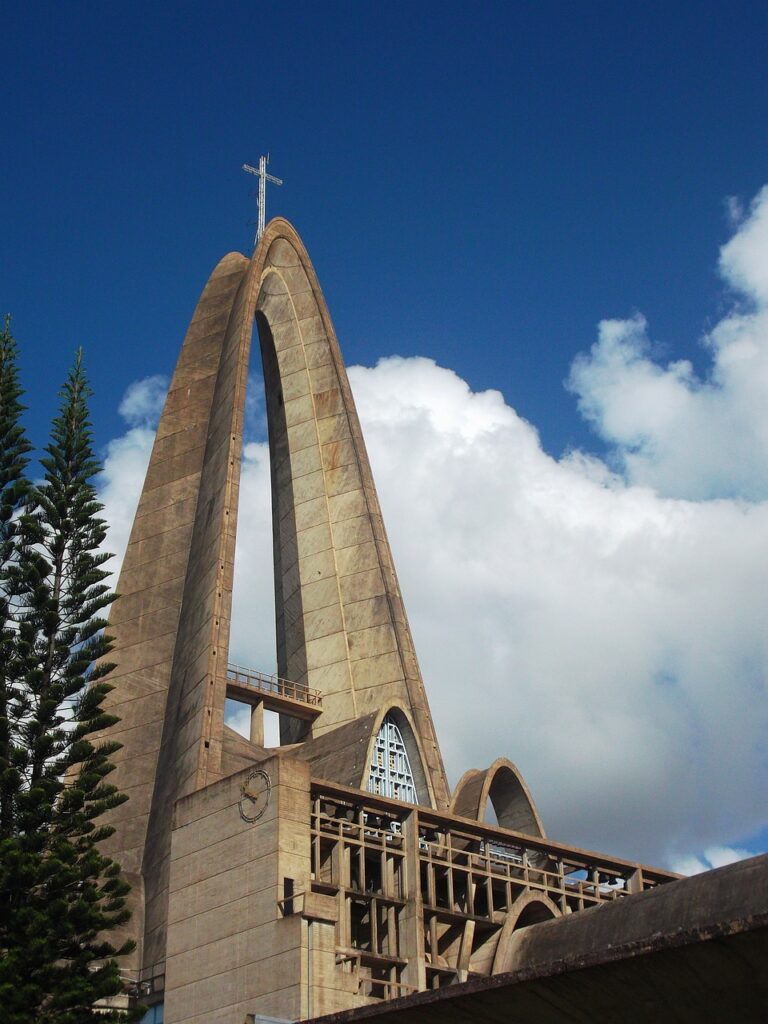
[239,768,271,823]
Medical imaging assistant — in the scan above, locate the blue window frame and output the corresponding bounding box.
[367,714,418,804]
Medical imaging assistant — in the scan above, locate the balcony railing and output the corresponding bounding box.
[226,663,323,709]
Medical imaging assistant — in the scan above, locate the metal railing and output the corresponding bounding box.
[226,663,323,708]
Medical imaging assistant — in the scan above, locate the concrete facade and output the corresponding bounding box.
[163,764,676,1023]
[96,221,681,1021]
[302,854,768,1023]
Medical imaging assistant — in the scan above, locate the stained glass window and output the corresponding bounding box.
[367,714,418,804]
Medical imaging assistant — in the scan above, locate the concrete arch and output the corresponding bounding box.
[451,757,546,837]
[490,892,562,975]
[98,220,449,976]
[239,224,447,787]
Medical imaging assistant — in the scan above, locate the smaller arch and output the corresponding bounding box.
[450,757,545,838]
[491,892,561,974]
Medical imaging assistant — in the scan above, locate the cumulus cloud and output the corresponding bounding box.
[346,357,768,866]
[568,185,768,501]
[97,186,768,870]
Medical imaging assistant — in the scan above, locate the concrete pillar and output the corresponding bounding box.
[250,700,264,746]
[400,809,426,993]
[626,867,644,894]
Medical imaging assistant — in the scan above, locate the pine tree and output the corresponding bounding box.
[0,347,139,1023]
[0,315,33,838]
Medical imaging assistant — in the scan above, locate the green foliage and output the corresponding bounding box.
[0,332,139,1023]
[0,315,33,837]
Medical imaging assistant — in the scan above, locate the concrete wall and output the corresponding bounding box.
[166,753,366,1022]
[166,755,309,1023]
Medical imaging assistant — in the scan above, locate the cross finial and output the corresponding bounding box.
[243,155,283,246]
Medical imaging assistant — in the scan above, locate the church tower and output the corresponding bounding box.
[97,219,675,1023]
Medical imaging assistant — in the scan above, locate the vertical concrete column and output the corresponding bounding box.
[249,700,265,746]
[626,867,644,894]
[399,809,427,993]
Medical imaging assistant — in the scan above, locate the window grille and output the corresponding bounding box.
[367,715,418,804]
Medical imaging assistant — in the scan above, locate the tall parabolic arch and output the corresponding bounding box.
[98,221,677,1021]
[100,220,449,974]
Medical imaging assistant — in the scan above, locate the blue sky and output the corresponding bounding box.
[4,1,768,455]
[3,2,768,867]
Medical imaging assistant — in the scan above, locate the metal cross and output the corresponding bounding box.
[242,155,283,246]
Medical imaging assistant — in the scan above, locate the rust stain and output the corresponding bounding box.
[324,440,342,471]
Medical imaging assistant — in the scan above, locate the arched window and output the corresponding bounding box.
[367,714,419,804]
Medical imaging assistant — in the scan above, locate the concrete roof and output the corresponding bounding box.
[306,853,768,1023]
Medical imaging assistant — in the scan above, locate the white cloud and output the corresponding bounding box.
[99,412,166,580]
[117,374,169,427]
[721,185,768,302]
[345,356,768,866]
[568,185,768,501]
[97,186,768,870]
[228,439,276,673]
[673,845,756,876]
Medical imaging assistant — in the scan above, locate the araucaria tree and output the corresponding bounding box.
[0,329,138,1023]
